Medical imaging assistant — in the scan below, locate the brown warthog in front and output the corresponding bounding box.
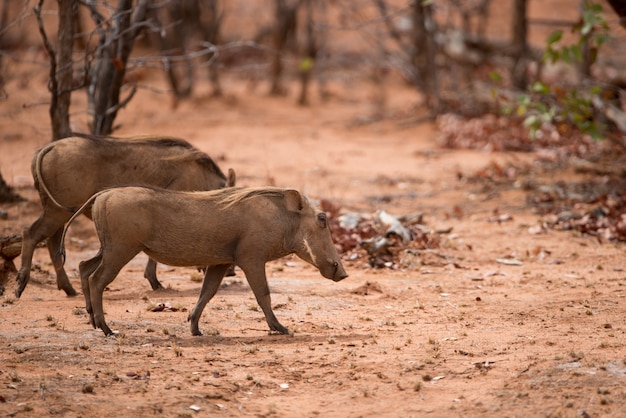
[12,135,236,298]
[61,186,348,337]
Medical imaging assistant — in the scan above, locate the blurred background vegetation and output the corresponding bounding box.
[3,0,626,240]
[1,0,626,147]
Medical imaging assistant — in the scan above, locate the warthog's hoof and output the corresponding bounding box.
[151,282,165,291]
[269,324,291,335]
[60,286,78,297]
[102,328,116,337]
[15,279,27,298]
[94,319,114,336]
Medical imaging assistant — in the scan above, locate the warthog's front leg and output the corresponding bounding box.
[188,264,230,336]
[240,261,290,335]
[16,208,75,298]
[15,217,50,298]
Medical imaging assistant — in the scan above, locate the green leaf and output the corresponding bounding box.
[571,44,583,62]
[535,102,548,113]
[517,94,531,106]
[547,30,563,45]
[589,85,602,95]
[500,105,514,115]
[541,49,553,63]
[581,21,593,36]
[531,81,550,95]
[523,115,539,128]
[489,71,502,82]
[594,33,609,46]
[516,105,528,116]
[299,57,314,73]
[571,113,585,124]
[589,2,603,13]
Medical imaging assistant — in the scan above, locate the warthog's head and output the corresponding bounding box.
[285,189,348,282]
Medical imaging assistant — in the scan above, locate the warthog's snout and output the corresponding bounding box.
[333,261,349,282]
[321,259,348,282]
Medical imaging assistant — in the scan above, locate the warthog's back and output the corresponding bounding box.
[91,186,300,267]
[34,135,229,209]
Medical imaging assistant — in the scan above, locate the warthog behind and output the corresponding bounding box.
[61,186,348,337]
[11,135,235,298]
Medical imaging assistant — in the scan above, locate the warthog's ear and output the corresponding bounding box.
[284,189,305,213]
[227,168,236,187]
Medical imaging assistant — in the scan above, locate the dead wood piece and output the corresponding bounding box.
[592,95,626,133]
[0,234,22,292]
[0,233,22,261]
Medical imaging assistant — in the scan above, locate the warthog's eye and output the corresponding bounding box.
[317,212,327,228]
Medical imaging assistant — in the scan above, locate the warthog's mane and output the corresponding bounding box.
[217,187,287,209]
[71,133,226,179]
[71,132,196,150]
[191,153,227,179]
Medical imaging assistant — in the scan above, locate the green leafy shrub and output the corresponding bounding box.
[504,1,611,139]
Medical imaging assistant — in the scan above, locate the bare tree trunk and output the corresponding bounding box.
[164,0,196,100]
[476,0,491,40]
[411,1,440,113]
[0,170,23,203]
[579,0,592,79]
[201,0,223,97]
[605,0,626,28]
[0,233,23,296]
[35,0,76,140]
[54,0,76,139]
[73,5,87,50]
[511,0,528,90]
[0,0,10,93]
[314,0,329,102]
[88,0,149,135]
[270,0,299,96]
[297,0,316,106]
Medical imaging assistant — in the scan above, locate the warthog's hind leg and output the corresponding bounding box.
[90,250,135,336]
[143,258,164,290]
[188,264,230,336]
[79,250,102,328]
[48,228,77,297]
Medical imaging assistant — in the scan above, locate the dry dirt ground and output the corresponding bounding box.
[1,65,626,418]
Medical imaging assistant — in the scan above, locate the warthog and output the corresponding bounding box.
[60,186,348,336]
[13,135,236,298]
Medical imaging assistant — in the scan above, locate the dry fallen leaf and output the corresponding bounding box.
[496,258,523,266]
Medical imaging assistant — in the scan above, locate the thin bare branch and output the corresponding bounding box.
[373,0,411,53]
[34,0,57,97]
[0,0,30,39]
[104,84,136,116]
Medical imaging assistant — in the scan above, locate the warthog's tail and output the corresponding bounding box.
[35,143,75,212]
[57,190,107,266]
